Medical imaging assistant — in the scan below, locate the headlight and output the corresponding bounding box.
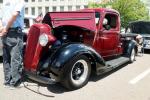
[39,34,49,46]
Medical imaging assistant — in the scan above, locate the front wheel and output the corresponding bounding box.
[129,48,136,63]
[61,55,91,90]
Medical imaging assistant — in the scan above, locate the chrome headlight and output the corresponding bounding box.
[39,34,49,46]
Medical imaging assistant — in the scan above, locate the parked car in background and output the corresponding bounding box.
[126,21,150,51]
[0,15,36,56]
[23,15,36,33]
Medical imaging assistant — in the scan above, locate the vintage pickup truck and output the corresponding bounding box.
[24,8,138,90]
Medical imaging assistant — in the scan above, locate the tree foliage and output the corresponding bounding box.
[88,0,149,28]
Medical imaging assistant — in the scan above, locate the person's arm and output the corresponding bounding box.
[0,0,25,37]
[0,12,19,36]
[0,9,3,33]
[5,12,19,31]
[0,20,3,32]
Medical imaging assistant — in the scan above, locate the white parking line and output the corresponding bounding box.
[129,67,150,85]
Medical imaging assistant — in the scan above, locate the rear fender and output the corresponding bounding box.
[124,40,137,56]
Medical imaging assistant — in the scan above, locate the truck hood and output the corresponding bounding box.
[42,10,96,32]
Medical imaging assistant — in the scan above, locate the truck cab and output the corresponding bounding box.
[92,8,122,58]
[24,8,137,90]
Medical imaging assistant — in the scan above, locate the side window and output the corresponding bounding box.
[103,14,117,30]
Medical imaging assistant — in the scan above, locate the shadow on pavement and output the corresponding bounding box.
[23,79,56,97]
[89,63,128,82]
[47,83,69,93]
[23,63,130,95]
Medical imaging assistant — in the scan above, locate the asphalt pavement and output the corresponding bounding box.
[0,53,150,100]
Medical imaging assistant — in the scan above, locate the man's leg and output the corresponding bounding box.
[9,36,23,86]
[2,40,11,85]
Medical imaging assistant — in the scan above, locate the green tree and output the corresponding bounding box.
[88,0,149,28]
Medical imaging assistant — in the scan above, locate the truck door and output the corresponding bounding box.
[98,13,120,57]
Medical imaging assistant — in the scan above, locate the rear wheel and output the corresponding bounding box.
[61,55,91,90]
[129,48,136,63]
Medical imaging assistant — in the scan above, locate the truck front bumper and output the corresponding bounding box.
[25,70,56,85]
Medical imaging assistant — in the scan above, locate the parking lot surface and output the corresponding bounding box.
[0,53,150,100]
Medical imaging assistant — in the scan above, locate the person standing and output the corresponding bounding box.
[0,0,25,88]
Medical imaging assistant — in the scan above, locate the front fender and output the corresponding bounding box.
[49,43,105,75]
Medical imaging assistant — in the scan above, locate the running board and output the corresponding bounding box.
[106,57,129,68]
[96,57,129,75]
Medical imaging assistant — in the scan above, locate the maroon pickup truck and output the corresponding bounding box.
[24,8,138,90]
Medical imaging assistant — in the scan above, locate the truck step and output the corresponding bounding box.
[96,56,130,75]
[106,56,129,68]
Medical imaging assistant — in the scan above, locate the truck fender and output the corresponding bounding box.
[49,43,106,75]
[124,40,137,56]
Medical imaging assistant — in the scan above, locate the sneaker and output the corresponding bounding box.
[4,84,10,88]
[9,84,23,90]
[14,79,23,87]
[9,85,16,90]
[17,83,24,87]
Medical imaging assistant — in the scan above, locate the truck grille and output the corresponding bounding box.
[24,25,41,71]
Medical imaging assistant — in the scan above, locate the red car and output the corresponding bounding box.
[24,8,137,90]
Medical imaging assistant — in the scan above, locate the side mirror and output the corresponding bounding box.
[102,18,111,30]
[104,25,111,30]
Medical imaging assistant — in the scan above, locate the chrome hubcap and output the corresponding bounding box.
[71,59,88,86]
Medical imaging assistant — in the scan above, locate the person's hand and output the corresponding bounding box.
[0,28,7,37]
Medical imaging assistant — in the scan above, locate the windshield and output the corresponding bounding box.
[128,21,150,34]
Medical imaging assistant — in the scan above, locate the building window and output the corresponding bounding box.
[25,8,28,15]
[32,0,35,2]
[38,0,42,2]
[84,5,88,9]
[68,6,72,11]
[52,6,57,12]
[45,7,49,14]
[53,0,56,1]
[38,7,42,15]
[31,7,35,15]
[45,0,49,1]
[24,0,28,2]
[60,6,64,11]
[76,6,80,10]
[60,0,64,1]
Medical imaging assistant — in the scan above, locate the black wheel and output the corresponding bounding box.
[129,48,136,63]
[61,55,91,90]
